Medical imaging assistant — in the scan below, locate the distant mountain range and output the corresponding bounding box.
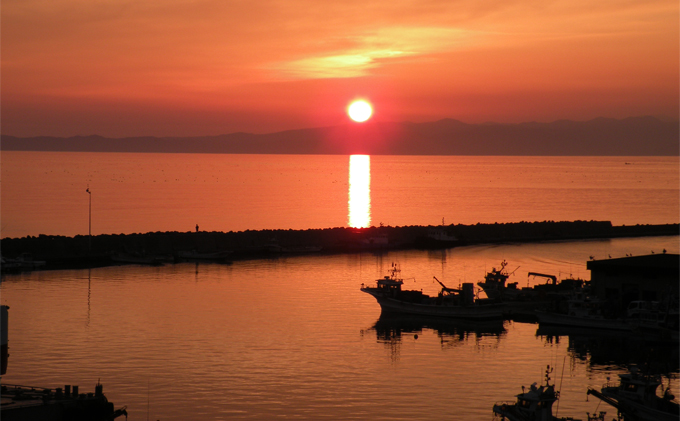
[2,116,678,155]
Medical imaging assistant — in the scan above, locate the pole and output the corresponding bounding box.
[86,186,91,253]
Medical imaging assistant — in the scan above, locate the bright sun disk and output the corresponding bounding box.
[348,100,372,122]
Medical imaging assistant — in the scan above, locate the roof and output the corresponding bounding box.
[587,253,679,271]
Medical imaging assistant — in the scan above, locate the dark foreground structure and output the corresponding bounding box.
[588,253,680,306]
[0,305,127,421]
[1,220,677,271]
[1,383,127,421]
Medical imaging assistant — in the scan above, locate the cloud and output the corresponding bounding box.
[271,27,477,79]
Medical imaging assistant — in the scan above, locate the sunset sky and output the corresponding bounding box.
[2,0,678,137]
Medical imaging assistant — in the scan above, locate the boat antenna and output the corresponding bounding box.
[555,357,566,417]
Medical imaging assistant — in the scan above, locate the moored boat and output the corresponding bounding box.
[360,263,503,320]
[111,252,169,266]
[535,290,631,331]
[493,365,608,421]
[625,300,679,342]
[587,367,679,421]
[477,260,518,300]
[175,249,233,261]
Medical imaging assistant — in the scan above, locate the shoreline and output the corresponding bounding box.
[1,221,678,272]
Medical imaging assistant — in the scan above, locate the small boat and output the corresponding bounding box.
[265,239,323,254]
[414,221,459,249]
[360,263,503,320]
[493,365,608,421]
[1,253,46,273]
[176,249,233,261]
[587,367,679,421]
[535,290,631,331]
[111,252,168,266]
[625,300,679,342]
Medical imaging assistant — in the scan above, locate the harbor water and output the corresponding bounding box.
[1,152,678,420]
[1,236,678,421]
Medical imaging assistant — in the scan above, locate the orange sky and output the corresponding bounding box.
[2,0,678,137]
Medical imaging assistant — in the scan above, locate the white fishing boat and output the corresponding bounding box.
[587,367,679,421]
[360,264,503,320]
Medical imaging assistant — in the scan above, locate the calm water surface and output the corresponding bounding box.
[2,153,678,238]
[2,237,678,421]
[2,152,678,420]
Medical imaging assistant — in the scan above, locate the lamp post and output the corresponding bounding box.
[86,186,91,253]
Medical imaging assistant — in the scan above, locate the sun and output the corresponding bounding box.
[347,100,372,122]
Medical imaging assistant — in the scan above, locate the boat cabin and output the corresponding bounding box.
[612,371,663,403]
[376,277,403,293]
[493,366,561,421]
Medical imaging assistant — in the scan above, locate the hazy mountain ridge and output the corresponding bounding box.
[2,116,678,155]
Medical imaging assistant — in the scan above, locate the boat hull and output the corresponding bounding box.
[363,290,503,320]
[601,387,680,421]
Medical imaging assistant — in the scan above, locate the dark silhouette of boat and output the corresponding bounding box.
[175,249,233,262]
[493,365,608,421]
[535,289,631,331]
[587,367,679,421]
[360,263,503,320]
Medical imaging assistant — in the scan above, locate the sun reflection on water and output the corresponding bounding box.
[348,155,371,228]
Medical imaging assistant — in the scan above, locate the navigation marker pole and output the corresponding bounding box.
[86,186,92,253]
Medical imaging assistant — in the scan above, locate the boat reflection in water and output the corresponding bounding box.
[364,312,506,358]
[536,325,679,372]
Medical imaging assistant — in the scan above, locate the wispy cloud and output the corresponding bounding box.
[272,27,477,79]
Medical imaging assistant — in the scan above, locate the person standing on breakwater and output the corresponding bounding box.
[196,224,199,232]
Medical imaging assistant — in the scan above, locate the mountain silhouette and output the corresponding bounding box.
[2,116,677,155]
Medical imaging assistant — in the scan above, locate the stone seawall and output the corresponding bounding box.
[1,221,678,270]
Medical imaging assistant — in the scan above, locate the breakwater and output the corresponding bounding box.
[1,221,678,270]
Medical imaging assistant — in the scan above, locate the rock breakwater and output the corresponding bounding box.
[1,221,677,271]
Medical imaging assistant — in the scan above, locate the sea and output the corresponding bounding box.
[1,152,679,421]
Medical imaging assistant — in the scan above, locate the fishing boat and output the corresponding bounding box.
[360,263,503,320]
[477,260,521,300]
[414,220,459,249]
[534,290,631,331]
[587,367,679,421]
[530,272,587,296]
[493,365,608,421]
[625,300,679,342]
[476,262,560,319]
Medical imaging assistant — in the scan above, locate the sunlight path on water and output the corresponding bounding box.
[348,155,371,228]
